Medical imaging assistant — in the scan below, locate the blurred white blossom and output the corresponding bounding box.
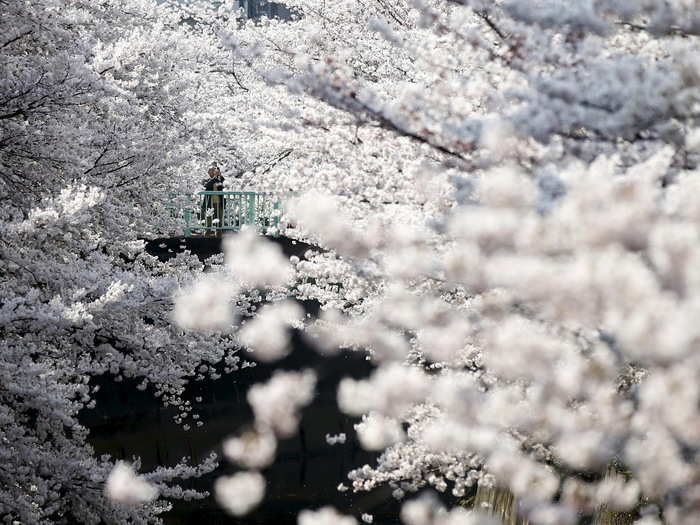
[214,471,265,517]
[104,462,158,504]
[173,277,237,331]
[223,429,277,469]
[239,300,304,362]
[298,506,357,525]
[247,370,317,437]
[224,229,294,288]
[354,412,405,451]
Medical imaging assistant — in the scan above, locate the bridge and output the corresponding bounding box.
[166,190,284,237]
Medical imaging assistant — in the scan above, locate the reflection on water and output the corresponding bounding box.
[85,356,639,524]
[83,336,403,524]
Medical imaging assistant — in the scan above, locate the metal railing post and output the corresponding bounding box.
[272,195,281,235]
[246,193,256,227]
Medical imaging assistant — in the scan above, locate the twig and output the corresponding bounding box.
[258,148,293,175]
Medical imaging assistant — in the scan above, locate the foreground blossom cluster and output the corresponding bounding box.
[184,0,700,524]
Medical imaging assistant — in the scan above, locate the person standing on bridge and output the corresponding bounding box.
[201,162,225,237]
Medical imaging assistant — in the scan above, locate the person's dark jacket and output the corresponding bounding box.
[203,175,224,192]
[201,175,226,224]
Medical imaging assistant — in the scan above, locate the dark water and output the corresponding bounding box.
[84,340,402,524]
[143,234,320,263]
[82,236,402,524]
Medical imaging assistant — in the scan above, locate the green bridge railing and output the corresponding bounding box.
[166,191,284,237]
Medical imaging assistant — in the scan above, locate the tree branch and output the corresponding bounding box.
[109,162,154,189]
[230,60,249,92]
[259,148,293,175]
[1,31,32,49]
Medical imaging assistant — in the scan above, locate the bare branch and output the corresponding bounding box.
[109,162,154,189]
[230,60,249,92]
[258,148,294,175]
[1,31,32,49]
[616,21,697,38]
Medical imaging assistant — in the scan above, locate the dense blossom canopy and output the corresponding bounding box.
[3,0,700,524]
[0,0,253,521]
[206,1,700,524]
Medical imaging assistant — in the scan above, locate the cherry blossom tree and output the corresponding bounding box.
[5,0,700,523]
[0,0,272,521]
[184,1,700,524]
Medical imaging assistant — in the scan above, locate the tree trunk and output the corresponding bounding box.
[593,463,636,525]
[472,484,529,525]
